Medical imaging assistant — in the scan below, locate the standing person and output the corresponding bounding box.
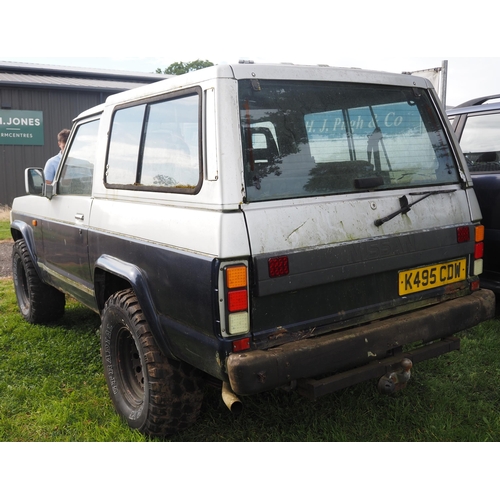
[44,129,70,184]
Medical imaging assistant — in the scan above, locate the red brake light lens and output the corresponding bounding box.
[227,289,248,312]
[269,256,289,278]
[475,242,484,259]
[456,226,470,243]
[470,279,481,291]
[232,337,251,352]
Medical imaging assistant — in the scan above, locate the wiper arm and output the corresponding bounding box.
[374,189,456,227]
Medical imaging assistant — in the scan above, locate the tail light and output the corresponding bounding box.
[456,224,484,280]
[458,224,484,284]
[219,262,250,339]
[473,224,484,277]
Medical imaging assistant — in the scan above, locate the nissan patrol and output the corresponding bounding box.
[10,63,495,436]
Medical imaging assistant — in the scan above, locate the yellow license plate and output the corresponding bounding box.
[398,259,467,296]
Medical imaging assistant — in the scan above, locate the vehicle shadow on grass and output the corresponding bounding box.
[54,298,101,334]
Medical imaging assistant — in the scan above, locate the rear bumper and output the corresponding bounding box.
[227,289,496,396]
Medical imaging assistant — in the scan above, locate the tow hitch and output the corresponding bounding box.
[377,358,412,395]
[296,337,460,400]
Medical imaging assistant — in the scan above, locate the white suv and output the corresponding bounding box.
[11,63,494,436]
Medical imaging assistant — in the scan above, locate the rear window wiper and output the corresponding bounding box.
[374,189,457,227]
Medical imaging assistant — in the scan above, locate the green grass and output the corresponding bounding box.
[0,280,146,442]
[0,205,11,241]
[1,277,499,441]
[0,221,11,241]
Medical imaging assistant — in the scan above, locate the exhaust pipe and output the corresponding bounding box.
[222,382,243,415]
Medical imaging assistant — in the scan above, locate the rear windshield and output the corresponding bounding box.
[239,80,460,202]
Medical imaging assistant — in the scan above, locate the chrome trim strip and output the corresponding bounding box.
[39,262,94,296]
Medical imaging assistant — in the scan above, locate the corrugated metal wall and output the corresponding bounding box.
[0,86,113,206]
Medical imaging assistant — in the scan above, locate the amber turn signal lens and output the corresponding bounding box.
[226,266,247,289]
[475,225,485,242]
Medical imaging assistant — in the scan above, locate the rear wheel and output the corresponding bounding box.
[12,239,65,323]
[101,289,204,436]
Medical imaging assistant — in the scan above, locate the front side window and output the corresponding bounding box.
[240,80,460,202]
[459,112,500,172]
[58,119,100,196]
[106,92,201,192]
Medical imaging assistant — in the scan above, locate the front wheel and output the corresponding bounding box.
[12,239,65,324]
[101,289,204,436]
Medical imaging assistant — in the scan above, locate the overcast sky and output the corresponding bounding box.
[3,1,499,108]
[3,55,498,107]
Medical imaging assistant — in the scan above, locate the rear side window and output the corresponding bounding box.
[459,112,500,172]
[106,105,145,185]
[240,80,461,202]
[106,90,201,193]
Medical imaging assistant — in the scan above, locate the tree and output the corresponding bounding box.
[156,60,214,75]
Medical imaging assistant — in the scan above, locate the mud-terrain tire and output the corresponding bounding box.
[101,288,204,436]
[12,239,66,323]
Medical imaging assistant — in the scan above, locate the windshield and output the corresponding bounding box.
[239,80,460,202]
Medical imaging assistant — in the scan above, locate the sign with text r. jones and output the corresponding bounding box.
[0,110,44,145]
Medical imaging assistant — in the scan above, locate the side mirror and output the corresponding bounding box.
[25,168,45,196]
[24,168,56,199]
